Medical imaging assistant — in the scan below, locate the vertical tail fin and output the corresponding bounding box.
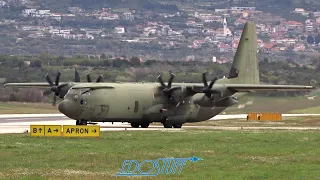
[228,21,259,84]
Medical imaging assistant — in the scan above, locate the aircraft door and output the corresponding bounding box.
[78,89,93,119]
[89,89,109,121]
[189,103,200,120]
[93,104,109,120]
[131,90,153,121]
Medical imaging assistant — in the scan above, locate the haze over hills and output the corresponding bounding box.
[36,0,178,11]
[32,0,320,11]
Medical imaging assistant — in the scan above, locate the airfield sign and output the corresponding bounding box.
[45,125,62,136]
[30,125,100,138]
[63,125,100,137]
[30,125,45,136]
[30,125,62,136]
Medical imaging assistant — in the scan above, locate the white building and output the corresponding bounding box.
[0,0,7,7]
[22,9,37,17]
[123,12,134,21]
[50,13,62,21]
[115,26,125,34]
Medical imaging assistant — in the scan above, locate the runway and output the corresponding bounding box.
[0,113,319,134]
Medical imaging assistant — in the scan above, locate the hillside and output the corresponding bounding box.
[30,0,320,12]
[37,0,178,12]
[212,0,320,10]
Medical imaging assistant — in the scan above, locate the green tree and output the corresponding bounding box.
[30,60,42,68]
[130,56,141,66]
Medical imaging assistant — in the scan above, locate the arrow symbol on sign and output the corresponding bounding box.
[54,129,58,133]
[92,129,96,133]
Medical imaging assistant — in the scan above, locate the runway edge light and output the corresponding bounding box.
[62,125,100,138]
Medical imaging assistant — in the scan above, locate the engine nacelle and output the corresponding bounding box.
[59,83,74,98]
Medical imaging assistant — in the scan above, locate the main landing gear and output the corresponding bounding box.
[162,122,182,128]
[131,123,150,128]
[76,120,87,125]
[160,109,182,128]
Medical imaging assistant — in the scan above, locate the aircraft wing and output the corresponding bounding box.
[71,84,115,90]
[3,82,77,88]
[224,84,315,92]
[4,83,51,88]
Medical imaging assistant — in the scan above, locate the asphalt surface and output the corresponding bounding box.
[0,114,319,134]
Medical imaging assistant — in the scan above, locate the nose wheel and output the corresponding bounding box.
[76,120,87,125]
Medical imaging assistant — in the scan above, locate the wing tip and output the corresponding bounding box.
[307,86,316,89]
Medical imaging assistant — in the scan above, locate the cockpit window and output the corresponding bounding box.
[67,88,90,95]
[67,89,80,95]
[81,90,90,96]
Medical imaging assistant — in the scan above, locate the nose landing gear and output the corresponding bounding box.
[76,120,87,125]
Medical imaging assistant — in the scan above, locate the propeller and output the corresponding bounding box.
[44,72,67,106]
[202,72,219,99]
[75,68,80,82]
[86,73,104,83]
[157,73,176,98]
[44,69,104,106]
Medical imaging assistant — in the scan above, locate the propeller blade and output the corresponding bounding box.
[43,89,52,96]
[202,72,208,87]
[52,94,56,106]
[157,74,166,88]
[205,92,211,98]
[208,77,218,88]
[75,69,80,82]
[55,72,61,86]
[96,75,103,82]
[167,73,175,88]
[45,74,54,86]
[86,73,92,82]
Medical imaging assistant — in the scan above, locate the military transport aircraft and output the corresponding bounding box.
[4,22,315,128]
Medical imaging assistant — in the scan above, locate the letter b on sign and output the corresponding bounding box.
[30,125,45,136]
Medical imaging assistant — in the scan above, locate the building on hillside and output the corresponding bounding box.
[115,26,125,34]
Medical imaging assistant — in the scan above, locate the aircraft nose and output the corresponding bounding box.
[58,99,79,119]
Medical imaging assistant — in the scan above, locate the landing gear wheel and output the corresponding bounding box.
[76,120,87,125]
[163,123,172,128]
[141,123,149,128]
[131,123,140,128]
[173,124,182,128]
